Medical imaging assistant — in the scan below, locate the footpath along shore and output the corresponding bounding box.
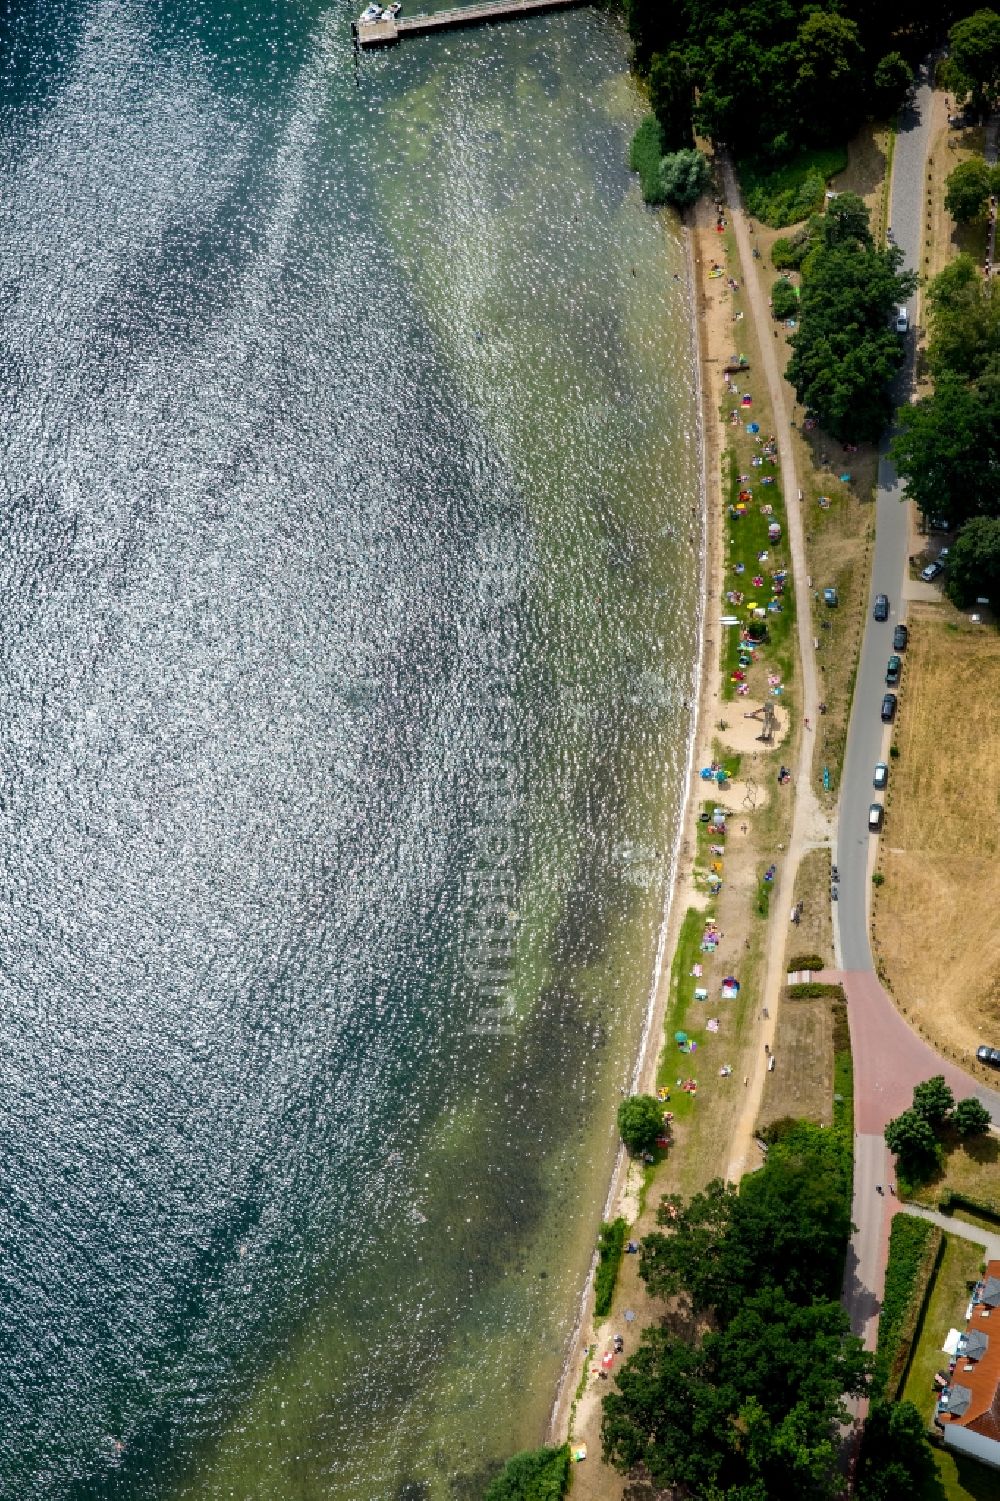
[548,159,830,1493]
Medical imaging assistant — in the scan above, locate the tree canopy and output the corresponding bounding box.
[604,1123,865,1497]
[616,1094,665,1156]
[855,1399,937,1501]
[944,156,996,222]
[484,1445,569,1501]
[785,194,916,441]
[946,8,1000,111]
[946,516,1000,605]
[660,149,712,208]
[623,0,941,161]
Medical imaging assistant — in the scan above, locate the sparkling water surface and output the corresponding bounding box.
[0,3,700,1496]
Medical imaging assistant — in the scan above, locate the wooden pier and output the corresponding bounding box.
[355,0,585,48]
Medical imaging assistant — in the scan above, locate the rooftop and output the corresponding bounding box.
[938,1259,1000,1440]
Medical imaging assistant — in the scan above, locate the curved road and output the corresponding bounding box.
[832,66,1000,1355]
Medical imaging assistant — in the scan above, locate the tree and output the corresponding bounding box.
[948,9,1000,111]
[602,1326,730,1491]
[891,372,1000,528]
[603,1287,870,1497]
[856,1399,936,1501]
[616,1094,664,1156]
[872,51,914,116]
[792,11,864,142]
[640,1179,737,1310]
[648,50,694,151]
[659,149,711,209]
[945,156,994,222]
[786,196,917,441]
[772,279,798,320]
[954,1095,993,1137]
[822,191,873,249]
[911,1075,955,1128]
[925,253,1000,382]
[884,1108,940,1177]
[947,516,1000,605]
[484,1445,569,1501]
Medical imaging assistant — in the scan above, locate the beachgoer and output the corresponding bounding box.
[876,1185,883,1195]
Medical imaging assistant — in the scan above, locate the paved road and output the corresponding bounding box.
[834,70,1000,1360]
[834,70,931,972]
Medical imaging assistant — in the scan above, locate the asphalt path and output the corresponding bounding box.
[834,72,931,973]
[833,70,1000,1362]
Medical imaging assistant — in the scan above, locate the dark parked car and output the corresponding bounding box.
[977,1046,1000,1069]
[881,693,897,723]
[868,803,884,832]
[885,655,901,686]
[921,560,945,583]
[929,515,952,533]
[893,623,909,651]
[874,593,890,621]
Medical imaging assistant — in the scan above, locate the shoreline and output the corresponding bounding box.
[547,192,723,1449]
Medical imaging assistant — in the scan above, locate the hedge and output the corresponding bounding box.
[594,1217,628,1317]
[873,1216,943,1397]
[787,952,826,971]
[939,1188,1000,1225]
[787,982,846,1001]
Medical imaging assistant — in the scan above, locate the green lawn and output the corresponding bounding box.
[899,1232,994,1501]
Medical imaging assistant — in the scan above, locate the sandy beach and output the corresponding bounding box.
[547,150,820,1494]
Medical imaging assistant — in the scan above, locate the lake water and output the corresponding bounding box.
[0,3,700,1497]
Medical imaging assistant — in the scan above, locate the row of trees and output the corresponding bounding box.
[884,1075,991,1183]
[601,1121,877,1496]
[891,252,1000,603]
[622,0,935,162]
[782,193,917,441]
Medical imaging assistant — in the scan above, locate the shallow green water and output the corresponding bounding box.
[0,4,700,1497]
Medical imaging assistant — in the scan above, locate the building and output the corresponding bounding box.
[937,1262,1000,1468]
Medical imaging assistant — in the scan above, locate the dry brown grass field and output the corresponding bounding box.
[873,607,1000,1069]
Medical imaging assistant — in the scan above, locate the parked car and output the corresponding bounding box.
[823,587,838,607]
[928,515,951,533]
[895,305,909,334]
[868,803,884,832]
[977,1046,1000,1069]
[921,560,944,583]
[893,623,909,651]
[874,762,888,789]
[885,655,901,686]
[881,693,897,723]
[874,593,890,621]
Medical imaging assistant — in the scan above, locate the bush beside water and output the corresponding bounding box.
[594,1217,628,1317]
[630,116,666,205]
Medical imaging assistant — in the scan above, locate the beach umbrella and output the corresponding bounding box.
[674,1031,688,1044]
[624,1309,636,1323]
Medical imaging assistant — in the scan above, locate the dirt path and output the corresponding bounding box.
[717,156,831,1183]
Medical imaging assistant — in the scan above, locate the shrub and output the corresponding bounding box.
[595,1218,628,1317]
[740,148,846,228]
[485,1445,570,1501]
[787,982,846,1000]
[771,278,798,320]
[788,952,826,971]
[630,116,666,205]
